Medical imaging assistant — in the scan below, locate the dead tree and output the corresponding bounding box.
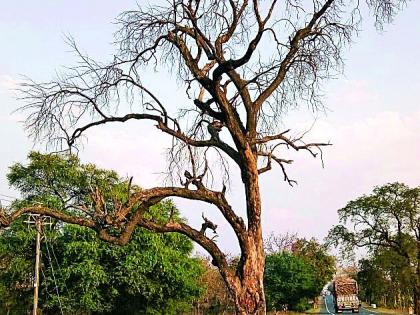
[0,0,408,313]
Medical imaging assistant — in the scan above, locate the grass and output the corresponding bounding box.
[362,303,408,314]
[306,306,321,314]
[267,307,321,315]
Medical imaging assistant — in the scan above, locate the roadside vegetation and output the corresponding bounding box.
[2,153,417,314]
[0,152,203,314]
[329,183,419,314]
[0,153,336,314]
[264,235,335,313]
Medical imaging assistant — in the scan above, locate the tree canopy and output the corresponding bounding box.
[328,182,420,315]
[0,152,203,314]
[264,235,335,312]
[357,248,414,310]
[291,238,336,296]
[264,252,318,312]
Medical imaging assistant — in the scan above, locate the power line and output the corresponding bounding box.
[43,231,64,315]
[40,263,62,312]
[45,232,69,294]
[40,240,65,314]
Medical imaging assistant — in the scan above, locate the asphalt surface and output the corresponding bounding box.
[320,294,404,315]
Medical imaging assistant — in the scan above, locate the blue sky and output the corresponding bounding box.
[0,1,419,253]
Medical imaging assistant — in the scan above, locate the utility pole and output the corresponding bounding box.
[33,217,41,315]
[24,214,52,315]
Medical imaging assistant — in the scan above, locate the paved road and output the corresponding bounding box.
[320,295,403,315]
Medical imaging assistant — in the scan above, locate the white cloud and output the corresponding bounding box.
[80,122,171,187]
[262,109,420,242]
[323,110,420,185]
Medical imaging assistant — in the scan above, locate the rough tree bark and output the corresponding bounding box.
[0,1,408,313]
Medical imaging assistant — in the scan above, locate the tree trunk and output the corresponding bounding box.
[234,282,266,315]
[231,146,266,314]
[232,233,266,315]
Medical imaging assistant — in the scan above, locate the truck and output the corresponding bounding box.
[332,277,361,313]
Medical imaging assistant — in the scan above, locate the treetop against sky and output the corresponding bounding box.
[0,0,419,255]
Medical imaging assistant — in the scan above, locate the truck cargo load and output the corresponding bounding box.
[332,277,361,313]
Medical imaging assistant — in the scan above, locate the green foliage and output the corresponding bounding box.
[292,238,336,297]
[328,182,418,259]
[0,218,35,314]
[0,152,203,314]
[264,252,318,312]
[0,217,203,314]
[357,248,414,310]
[7,151,132,215]
[46,218,202,314]
[263,234,335,312]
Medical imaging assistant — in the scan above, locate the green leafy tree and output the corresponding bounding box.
[45,218,202,314]
[0,152,203,314]
[264,234,336,304]
[328,182,420,314]
[357,257,386,306]
[292,238,336,298]
[0,218,35,314]
[357,248,414,310]
[264,252,318,312]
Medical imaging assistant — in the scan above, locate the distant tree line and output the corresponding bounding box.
[357,247,414,311]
